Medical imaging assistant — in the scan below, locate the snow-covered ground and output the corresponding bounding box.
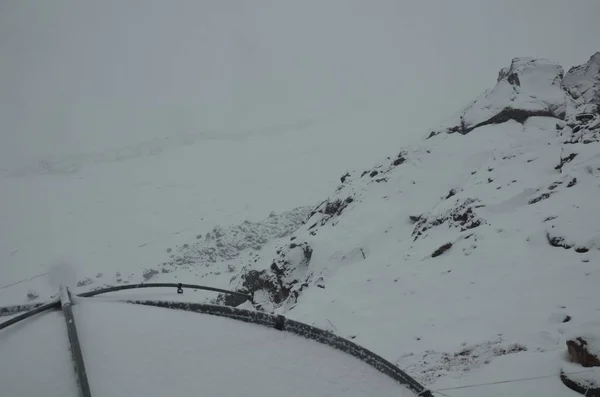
[2,2,600,395]
[0,299,412,397]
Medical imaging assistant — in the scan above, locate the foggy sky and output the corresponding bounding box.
[1,0,599,168]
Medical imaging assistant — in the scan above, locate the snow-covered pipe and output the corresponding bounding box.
[59,285,93,397]
[125,299,433,397]
[0,299,60,331]
[78,282,253,302]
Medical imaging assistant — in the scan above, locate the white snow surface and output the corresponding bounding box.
[0,311,79,397]
[3,53,600,397]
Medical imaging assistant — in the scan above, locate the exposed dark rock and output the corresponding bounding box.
[548,181,563,190]
[576,113,595,122]
[224,242,314,307]
[546,233,573,249]
[555,153,578,172]
[575,247,590,253]
[393,156,406,166]
[507,72,520,86]
[409,215,422,224]
[528,192,553,205]
[323,199,342,215]
[567,178,578,187]
[563,315,572,323]
[413,199,485,241]
[445,189,457,199]
[567,337,600,367]
[432,243,452,258]
[370,170,379,177]
[340,172,351,183]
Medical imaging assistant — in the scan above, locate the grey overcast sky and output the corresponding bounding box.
[1,0,599,167]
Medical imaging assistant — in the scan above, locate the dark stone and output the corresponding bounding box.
[445,189,457,199]
[340,172,351,183]
[575,247,590,253]
[576,113,595,122]
[370,170,379,177]
[555,153,578,172]
[431,243,452,258]
[546,233,573,249]
[507,72,521,86]
[529,192,552,205]
[392,157,406,166]
[563,315,572,323]
[567,178,578,187]
[409,215,421,224]
[567,337,600,367]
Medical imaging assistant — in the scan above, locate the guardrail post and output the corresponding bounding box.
[60,285,92,397]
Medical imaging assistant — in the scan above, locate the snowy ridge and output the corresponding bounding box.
[216,53,600,393]
[430,57,567,137]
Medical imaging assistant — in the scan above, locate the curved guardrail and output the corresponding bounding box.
[0,283,432,397]
[78,282,253,301]
[0,282,252,322]
[126,299,433,397]
[0,302,46,318]
[0,300,60,332]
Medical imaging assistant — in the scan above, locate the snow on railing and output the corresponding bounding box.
[0,283,432,397]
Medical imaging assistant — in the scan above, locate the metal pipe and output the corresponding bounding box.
[0,302,46,318]
[60,286,92,397]
[77,282,252,302]
[0,300,60,331]
[124,299,433,397]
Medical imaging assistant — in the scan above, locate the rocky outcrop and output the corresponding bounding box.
[429,57,566,137]
[222,241,314,307]
[563,52,600,106]
[412,198,486,241]
[567,337,600,367]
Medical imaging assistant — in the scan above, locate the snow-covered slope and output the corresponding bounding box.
[3,53,600,396]
[200,53,600,394]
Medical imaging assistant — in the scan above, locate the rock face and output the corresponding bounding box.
[430,57,566,137]
[567,337,600,367]
[563,52,600,107]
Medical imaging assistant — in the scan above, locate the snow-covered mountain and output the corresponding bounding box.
[3,52,600,396]
[208,53,600,394]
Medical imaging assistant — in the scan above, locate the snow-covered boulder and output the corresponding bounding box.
[430,57,566,136]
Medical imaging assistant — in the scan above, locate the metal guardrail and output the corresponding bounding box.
[60,286,92,397]
[0,282,432,397]
[0,282,252,321]
[0,300,60,332]
[77,282,253,301]
[0,302,46,318]
[126,299,433,397]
